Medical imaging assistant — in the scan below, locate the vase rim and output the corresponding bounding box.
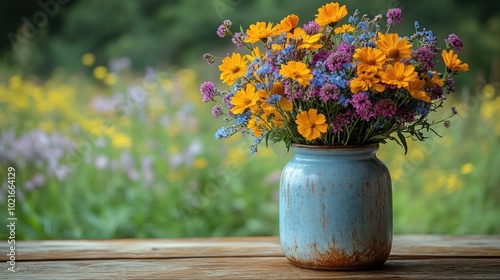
[291,142,379,151]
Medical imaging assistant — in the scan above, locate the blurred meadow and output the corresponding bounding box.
[0,0,499,240]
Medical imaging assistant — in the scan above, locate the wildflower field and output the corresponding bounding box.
[0,60,498,240]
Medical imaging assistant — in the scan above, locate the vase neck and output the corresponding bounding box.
[291,144,379,160]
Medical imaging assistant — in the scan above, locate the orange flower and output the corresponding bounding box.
[230,84,261,115]
[288,28,323,50]
[350,73,385,93]
[279,14,299,33]
[376,32,412,61]
[218,53,247,86]
[334,24,355,34]
[353,47,387,75]
[279,61,313,87]
[407,79,430,102]
[244,22,277,43]
[315,2,348,26]
[441,50,469,72]
[295,109,328,141]
[271,82,293,111]
[381,62,418,89]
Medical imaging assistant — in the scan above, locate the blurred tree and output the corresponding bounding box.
[0,0,498,87]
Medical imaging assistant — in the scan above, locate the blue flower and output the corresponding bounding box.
[267,94,282,105]
[342,34,355,44]
[357,21,368,30]
[338,95,350,107]
[215,127,230,139]
[235,111,251,125]
[414,21,420,29]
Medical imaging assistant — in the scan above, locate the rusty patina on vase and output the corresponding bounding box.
[279,143,392,270]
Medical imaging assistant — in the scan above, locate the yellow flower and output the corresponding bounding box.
[279,61,313,87]
[81,53,95,66]
[247,116,265,138]
[353,47,387,75]
[111,133,132,149]
[245,47,263,63]
[350,73,385,93]
[295,108,328,141]
[334,24,355,34]
[193,158,208,170]
[244,22,277,43]
[271,82,293,111]
[376,32,412,61]
[421,71,444,87]
[407,78,430,102]
[104,73,117,86]
[230,84,261,115]
[93,66,108,80]
[279,14,299,33]
[218,53,247,86]
[460,163,474,175]
[288,27,323,50]
[381,62,417,89]
[441,49,469,72]
[315,2,348,27]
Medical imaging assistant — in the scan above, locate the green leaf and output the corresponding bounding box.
[397,130,408,155]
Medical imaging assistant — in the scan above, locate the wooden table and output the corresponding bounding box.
[1,235,499,279]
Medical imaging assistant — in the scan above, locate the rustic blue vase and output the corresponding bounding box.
[279,143,392,270]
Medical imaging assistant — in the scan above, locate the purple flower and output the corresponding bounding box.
[216,20,232,38]
[231,32,244,48]
[200,81,216,102]
[212,104,223,118]
[331,110,353,133]
[202,53,215,65]
[386,8,403,26]
[444,121,451,128]
[311,50,330,68]
[326,42,355,72]
[350,92,374,121]
[445,33,463,52]
[374,99,397,118]
[412,46,435,72]
[319,83,339,102]
[302,21,320,35]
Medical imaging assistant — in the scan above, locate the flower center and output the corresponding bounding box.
[231,66,240,74]
[388,48,400,59]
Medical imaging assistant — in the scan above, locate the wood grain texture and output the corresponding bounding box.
[1,235,499,279]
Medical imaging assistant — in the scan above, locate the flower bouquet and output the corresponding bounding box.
[200,2,468,154]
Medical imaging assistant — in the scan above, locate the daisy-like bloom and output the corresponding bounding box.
[288,27,323,50]
[353,47,387,75]
[407,78,430,102]
[279,14,299,33]
[247,116,264,138]
[244,22,277,43]
[245,46,263,63]
[381,62,418,89]
[218,53,247,86]
[441,49,469,72]
[315,2,348,27]
[295,108,328,141]
[230,84,261,115]
[350,73,385,93]
[334,24,355,34]
[279,61,313,87]
[376,32,412,61]
[421,71,444,87]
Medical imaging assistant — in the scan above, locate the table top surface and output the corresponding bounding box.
[1,235,499,279]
